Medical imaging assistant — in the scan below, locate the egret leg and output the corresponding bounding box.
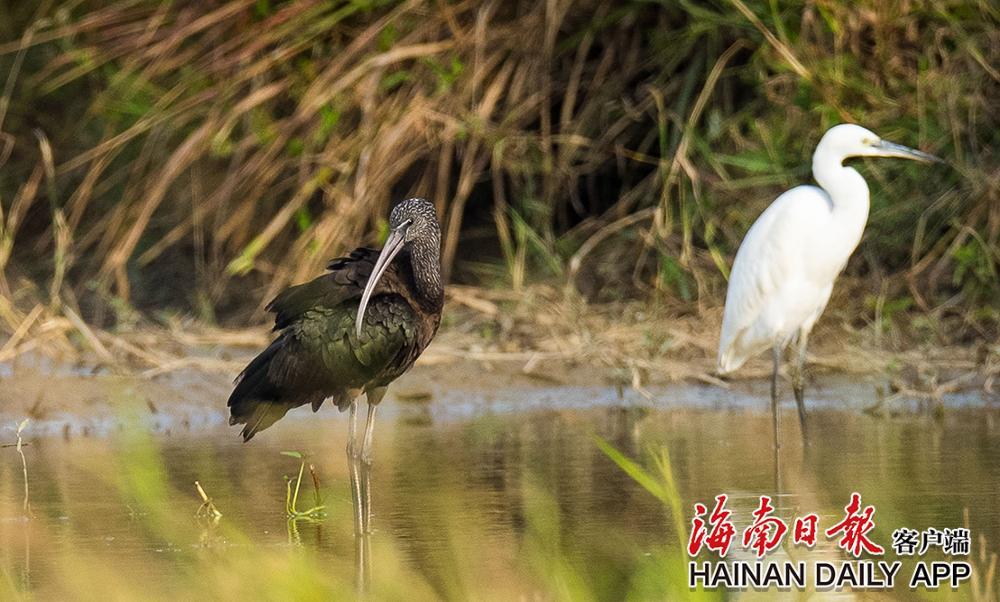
[792,329,810,440]
[771,345,782,492]
[771,345,781,453]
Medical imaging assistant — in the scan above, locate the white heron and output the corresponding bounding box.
[717,123,941,448]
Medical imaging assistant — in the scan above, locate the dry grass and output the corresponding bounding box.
[0,282,992,407]
[0,1,996,381]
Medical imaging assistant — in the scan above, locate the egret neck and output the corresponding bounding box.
[811,145,871,260]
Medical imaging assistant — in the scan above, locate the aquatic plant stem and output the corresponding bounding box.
[15,419,30,517]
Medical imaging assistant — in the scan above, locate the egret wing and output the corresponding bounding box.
[718,186,830,371]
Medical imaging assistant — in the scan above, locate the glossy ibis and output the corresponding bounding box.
[717,124,941,450]
[228,198,444,463]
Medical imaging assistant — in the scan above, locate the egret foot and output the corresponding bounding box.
[792,328,810,442]
[793,381,809,441]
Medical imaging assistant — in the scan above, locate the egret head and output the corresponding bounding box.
[817,124,942,164]
[356,198,441,336]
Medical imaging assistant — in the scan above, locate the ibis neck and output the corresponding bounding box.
[404,238,444,312]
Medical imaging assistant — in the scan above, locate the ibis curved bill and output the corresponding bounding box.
[356,219,412,337]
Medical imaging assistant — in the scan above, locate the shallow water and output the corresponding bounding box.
[1,381,998,599]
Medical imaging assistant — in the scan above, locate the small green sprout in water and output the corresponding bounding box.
[3,419,32,518]
[194,480,222,521]
[281,451,326,520]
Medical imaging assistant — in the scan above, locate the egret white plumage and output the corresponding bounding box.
[717,124,941,449]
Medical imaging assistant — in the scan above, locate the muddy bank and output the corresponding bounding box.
[1,347,995,439]
[0,291,994,436]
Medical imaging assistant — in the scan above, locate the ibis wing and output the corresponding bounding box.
[350,296,419,378]
[230,248,422,441]
[289,296,416,374]
[230,290,416,442]
[266,247,380,330]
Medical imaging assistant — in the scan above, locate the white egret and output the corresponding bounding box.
[717,124,941,449]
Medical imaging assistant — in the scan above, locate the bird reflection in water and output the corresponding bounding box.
[348,454,373,595]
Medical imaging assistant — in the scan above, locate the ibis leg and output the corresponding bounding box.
[361,387,385,465]
[355,514,371,594]
[347,397,364,540]
[348,442,364,538]
[361,455,374,535]
[793,329,810,440]
[347,397,360,458]
[361,404,379,466]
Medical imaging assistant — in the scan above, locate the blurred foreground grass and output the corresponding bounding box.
[0,420,709,600]
[2,404,1000,599]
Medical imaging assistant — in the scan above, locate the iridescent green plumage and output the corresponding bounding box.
[228,199,443,443]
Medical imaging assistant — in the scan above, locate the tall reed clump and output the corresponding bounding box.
[0,1,995,341]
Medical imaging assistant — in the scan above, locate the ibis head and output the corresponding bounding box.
[356,198,441,337]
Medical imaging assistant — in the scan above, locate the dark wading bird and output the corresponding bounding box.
[227,198,443,463]
[717,124,941,456]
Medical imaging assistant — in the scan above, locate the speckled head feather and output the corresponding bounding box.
[355,198,443,337]
[390,198,440,244]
